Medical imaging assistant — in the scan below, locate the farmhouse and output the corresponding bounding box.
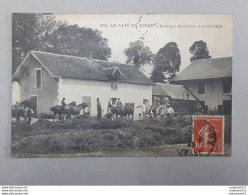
[12,51,153,117]
[152,83,197,113]
[171,57,232,114]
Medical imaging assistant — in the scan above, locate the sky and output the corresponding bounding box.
[54,14,233,75]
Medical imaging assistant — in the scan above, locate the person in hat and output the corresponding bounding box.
[96,98,102,118]
[165,103,174,117]
[25,107,34,125]
[61,97,66,107]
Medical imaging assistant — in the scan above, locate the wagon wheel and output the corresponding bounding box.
[157,106,167,117]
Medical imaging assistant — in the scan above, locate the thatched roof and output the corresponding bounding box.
[172,57,232,82]
[152,83,196,100]
[18,51,153,85]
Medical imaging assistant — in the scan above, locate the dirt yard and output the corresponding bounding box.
[11,115,231,157]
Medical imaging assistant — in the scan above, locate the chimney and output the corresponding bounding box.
[88,51,93,61]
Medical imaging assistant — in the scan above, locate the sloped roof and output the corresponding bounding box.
[152,83,196,100]
[21,51,153,85]
[172,57,232,82]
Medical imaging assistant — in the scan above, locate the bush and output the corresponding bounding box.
[92,118,134,130]
[31,119,52,131]
[12,121,33,132]
[40,112,54,119]
[30,117,134,131]
[12,115,193,154]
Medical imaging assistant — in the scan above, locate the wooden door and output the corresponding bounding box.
[30,96,38,117]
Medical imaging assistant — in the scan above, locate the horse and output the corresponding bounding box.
[12,100,33,123]
[123,103,135,119]
[110,103,134,119]
[64,102,88,119]
[12,103,26,121]
[50,102,88,121]
[50,105,65,121]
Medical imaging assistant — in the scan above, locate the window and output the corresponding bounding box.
[198,83,205,94]
[35,68,42,88]
[223,79,232,93]
[111,80,118,90]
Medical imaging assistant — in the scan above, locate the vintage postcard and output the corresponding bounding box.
[11,14,232,157]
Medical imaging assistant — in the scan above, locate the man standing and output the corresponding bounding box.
[107,98,113,113]
[97,98,102,118]
[165,104,174,117]
[25,107,34,125]
[117,98,122,108]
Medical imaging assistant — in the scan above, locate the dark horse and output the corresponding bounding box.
[12,103,26,121]
[12,99,33,123]
[50,105,64,121]
[64,102,88,119]
[50,102,88,121]
[110,103,134,119]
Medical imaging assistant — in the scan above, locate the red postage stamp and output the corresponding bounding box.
[193,116,224,154]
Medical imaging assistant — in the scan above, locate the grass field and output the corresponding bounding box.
[11,114,231,157]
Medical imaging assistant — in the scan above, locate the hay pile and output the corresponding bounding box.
[32,117,134,131]
[12,115,192,154]
[12,128,165,154]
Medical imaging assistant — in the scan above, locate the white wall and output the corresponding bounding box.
[58,78,152,117]
[188,80,232,112]
[14,54,59,115]
[12,81,21,105]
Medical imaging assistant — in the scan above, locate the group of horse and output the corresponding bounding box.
[108,103,173,119]
[106,103,135,119]
[50,102,168,120]
[12,99,173,124]
[50,102,135,120]
[50,102,88,121]
[12,100,89,123]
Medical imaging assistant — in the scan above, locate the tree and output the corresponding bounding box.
[124,40,154,69]
[189,40,211,62]
[150,66,166,83]
[155,42,181,79]
[12,13,112,74]
[50,25,111,60]
[12,14,58,73]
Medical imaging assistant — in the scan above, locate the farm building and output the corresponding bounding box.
[171,57,232,114]
[12,51,153,117]
[152,83,197,113]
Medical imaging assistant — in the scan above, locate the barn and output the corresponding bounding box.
[171,57,232,114]
[152,83,197,113]
[12,51,153,117]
